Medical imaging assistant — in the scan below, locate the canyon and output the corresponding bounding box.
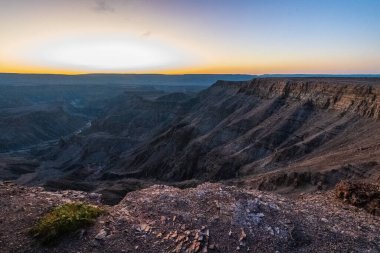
[7,77,378,204]
[1,76,380,252]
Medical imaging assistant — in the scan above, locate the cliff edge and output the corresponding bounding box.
[1,182,379,252]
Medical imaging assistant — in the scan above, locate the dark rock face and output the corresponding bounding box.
[237,78,380,119]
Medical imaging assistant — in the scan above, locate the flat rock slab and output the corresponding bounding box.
[1,182,380,252]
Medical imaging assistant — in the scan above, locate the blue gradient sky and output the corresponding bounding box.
[0,0,379,74]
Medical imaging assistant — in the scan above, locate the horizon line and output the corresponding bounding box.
[1,72,380,77]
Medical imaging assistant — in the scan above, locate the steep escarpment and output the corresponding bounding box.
[237,78,380,119]
[109,78,380,192]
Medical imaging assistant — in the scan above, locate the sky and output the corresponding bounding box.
[0,0,379,74]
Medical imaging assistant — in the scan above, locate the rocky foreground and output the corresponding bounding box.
[0,182,379,253]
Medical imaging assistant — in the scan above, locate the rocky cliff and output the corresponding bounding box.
[108,78,380,192]
[236,78,380,119]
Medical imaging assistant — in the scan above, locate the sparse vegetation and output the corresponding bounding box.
[335,180,380,216]
[31,202,105,244]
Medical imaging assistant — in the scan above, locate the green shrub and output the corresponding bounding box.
[31,202,105,244]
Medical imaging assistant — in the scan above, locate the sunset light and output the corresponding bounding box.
[0,0,379,74]
[20,36,193,72]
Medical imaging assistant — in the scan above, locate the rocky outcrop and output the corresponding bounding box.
[335,180,380,215]
[1,182,380,252]
[0,181,102,253]
[236,78,380,119]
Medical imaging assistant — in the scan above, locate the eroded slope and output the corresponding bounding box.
[110,78,380,191]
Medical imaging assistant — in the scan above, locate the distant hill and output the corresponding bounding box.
[260,74,380,78]
[0,73,254,87]
[2,73,380,87]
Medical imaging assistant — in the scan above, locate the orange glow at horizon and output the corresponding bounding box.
[0,1,379,75]
[2,60,378,76]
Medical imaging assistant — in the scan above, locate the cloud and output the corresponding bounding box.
[93,0,115,13]
[140,31,152,38]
